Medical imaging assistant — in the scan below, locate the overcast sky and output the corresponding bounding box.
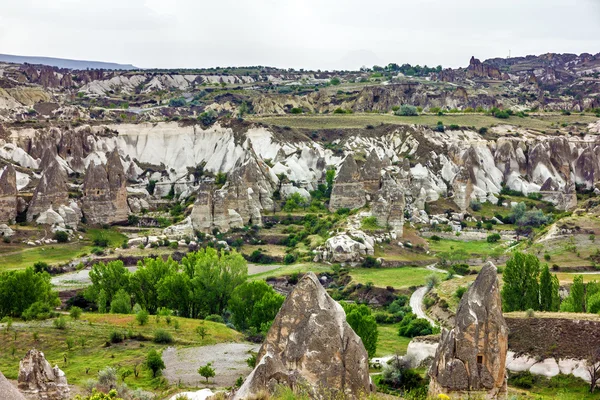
[2,0,600,70]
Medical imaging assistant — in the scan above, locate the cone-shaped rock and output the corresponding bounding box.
[329,156,366,212]
[0,370,25,400]
[428,262,508,399]
[0,165,18,224]
[18,349,70,400]
[26,161,68,222]
[234,272,371,399]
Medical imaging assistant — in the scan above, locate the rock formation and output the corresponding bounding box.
[190,156,276,233]
[18,349,70,400]
[329,156,366,212]
[26,161,69,222]
[82,149,128,225]
[429,262,508,399]
[466,57,503,80]
[371,171,405,235]
[234,272,371,399]
[0,370,26,400]
[320,233,375,264]
[0,164,18,223]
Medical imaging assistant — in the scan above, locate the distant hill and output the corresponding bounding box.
[0,53,138,70]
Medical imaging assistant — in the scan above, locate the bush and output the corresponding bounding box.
[109,330,124,343]
[430,235,441,241]
[478,127,488,135]
[54,231,69,243]
[470,200,482,211]
[146,349,165,378]
[205,314,224,324]
[398,314,435,337]
[198,362,216,382]
[525,308,535,318]
[425,274,440,289]
[69,306,82,320]
[395,105,418,116]
[450,264,470,276]
[22,302,55,321]
[153,329,173,344]
[448,124,460,130]
[455,286,468,299]
[487,233,501,243]
[380,356,425,391]
[110,289,132,314]
[495,110,510,119]
[509,371,535,389]
[283,254,296,265]
[33,261,50,274]
[362,256,381,268]
[53,316,68,330]
[136,309,149,326]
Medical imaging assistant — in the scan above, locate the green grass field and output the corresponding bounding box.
[248,263,333,281]
[0,313,242,391]
[349,267,444,289]
[375,324,411,357]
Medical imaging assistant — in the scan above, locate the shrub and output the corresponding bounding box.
[205,314,224,324]
[398,314,434,337]
[283,254,296,265]
[450,264,470,276]
[33,261,50,274]
[153,329,173,344]
[509,371,535,389]
[395,105,418,116]
[53,316,68,330]
[425,274,440,289]
[330,77,341,85]
[110,289,132,314]
[362,256,381,268]
[448,124,460,130]
[495,110,510,119]
[430,235,441,241]
[54,231,69,243]
[109,330,124,343]
[525,308,535,318]
[22,302,55,321]
[478,127,488,135]
[487,233,501,243]
[146,349,165,378]
[380,355,425,391]
[69,306,82,320]
[136,309,149,326]
[455,286,468,299]
[470,200,482,211]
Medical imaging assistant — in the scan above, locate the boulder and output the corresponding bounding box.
[0,164,18,224]
[428,262,508,399]
[322,234,374,264]
[0,370,25,400]
[234,272,371,399]
[0,224,14,237]
[26,161,68,222]
[18,349,70,400]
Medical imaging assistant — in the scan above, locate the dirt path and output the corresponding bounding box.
[410,286,437,327]
[162,342,259,388]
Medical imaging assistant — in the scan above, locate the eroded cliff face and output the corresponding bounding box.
[1,121,600,231]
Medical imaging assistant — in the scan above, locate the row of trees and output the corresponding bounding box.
[86,249,283,333]
[502,252,560,312]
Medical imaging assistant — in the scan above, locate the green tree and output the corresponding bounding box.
[198,362,215,382]
[86,261,130,312]
[342,303,378,357]
[110,289,132,314]
[570,275,586,313]
[539,265,554,312]
[136,309,149,325]
[229,280,284,332]
[501,252,540,312]
[0,267,59,318]
[146,349,165,378]
[130,257,177,314]
[551,274,561,311]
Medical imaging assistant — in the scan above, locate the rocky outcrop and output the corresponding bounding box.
[329,156,366,212]
[26,161,69,222]
[429,262,508,399]
[18,349,70,400]
[234,272,371,399]
[371,171,405,235]
[0,371,25,400]
[319,233,375,264]
[190,156,276,233]
[0,164,18,223]
[82,149,128,225]
[466,57,504,80]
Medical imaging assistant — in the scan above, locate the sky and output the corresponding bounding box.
[1,0,600,70]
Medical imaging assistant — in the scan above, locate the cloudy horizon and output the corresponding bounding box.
[2,0,600,70]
